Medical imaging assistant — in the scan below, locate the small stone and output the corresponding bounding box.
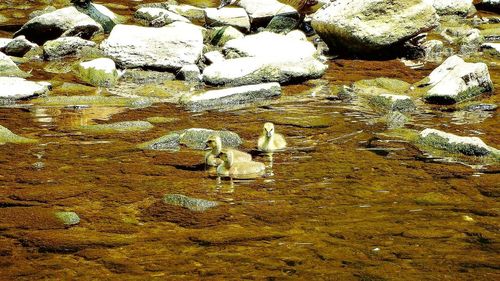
[3,36,38,57]
[163,194,219,212]
[54,211,80,226]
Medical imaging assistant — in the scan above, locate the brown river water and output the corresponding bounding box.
[0,1,499,280]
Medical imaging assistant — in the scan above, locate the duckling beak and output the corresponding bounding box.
[266,130,272,138]
[203,142,210,150]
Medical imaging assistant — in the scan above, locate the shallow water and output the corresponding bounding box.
[0,1,499,280]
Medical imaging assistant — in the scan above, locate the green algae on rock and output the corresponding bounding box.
[74,57,120,87]
[54,211,80,226]
[0,125,37,145]
[79,121,154,134]
[32,95,153,108]
[163,194,219,212]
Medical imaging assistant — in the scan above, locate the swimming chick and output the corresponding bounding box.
[257,122,287,152]
[217,151,266,179]
[205,135,252,167]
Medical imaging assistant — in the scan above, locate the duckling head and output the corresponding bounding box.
[263,122,275,138]
[204,135,222,151]
[218,0,237,9]
[219,150,234,167]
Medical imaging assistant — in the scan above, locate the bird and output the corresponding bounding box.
[257,122,287,152]
[216,151,266,179]
[204,135,252,167]
[218,0,322,15]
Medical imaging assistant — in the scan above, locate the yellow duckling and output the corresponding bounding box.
[204,135,252,167]
[217,151,265,179]
[257,122,287,152]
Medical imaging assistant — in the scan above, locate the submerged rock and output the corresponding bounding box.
[138,128,242,150]
[205,8,250,32]
[420,55,493,104]
[75,58,120,87]
[163,194,219,212]
[0,77,51,100]
[32,95,152,108]
[14,6,102,45]
[54,211,80,226]
[386,111,410,129]
[463,103,498,112]
[419,128,498,156]
[312,0,439,56]
[3,36,38,57]
[202,56,327,86]
[0,52,29,77]
[79,121,154,134]
[368,94,416,113]
[100,22,203,71]
[0,125,37,144]
[180,82,281,111]
[43,36,96,60]
[223,31,317,59]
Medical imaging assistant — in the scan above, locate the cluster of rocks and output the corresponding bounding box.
[0,0,497,161]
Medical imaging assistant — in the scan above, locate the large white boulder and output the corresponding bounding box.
[205,8,250,32]
[202,56,327,86]
[312,0,439,55]
[423,55,493,104]
[0,77,51,99]
[14,6,102,45]
[223,31,317,59]
[100,22,204,71]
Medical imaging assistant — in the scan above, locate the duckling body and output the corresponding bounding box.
[217,151,265,179]
[205,135,251,167]
[258,122,287,152]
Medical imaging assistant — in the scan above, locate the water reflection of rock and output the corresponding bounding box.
[31,106,126,128]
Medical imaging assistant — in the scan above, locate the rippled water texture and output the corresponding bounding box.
[0,1,499,280]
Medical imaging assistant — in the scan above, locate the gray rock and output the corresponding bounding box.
[54,211,80,226]
[419,128,498,156]
[459,29,484,55]
[163,194,218,212]
[421,55,493,104]
[202,56,327,86]
[0,52,29,77]
[76,3,121,33]
[43,36,96,60]
[180,82,281,111]
[265,13,300,34]
[138,128,242,150]
[463,103,497,112]
[29,6,57,19]
[312,0,439,56]
[100,22,203,71]
[368,94,416,113]
[422,40,444,61]
[134,7,190,27]
[205,7,250,32]
[0,77,51,99]
[176,64,201,82]
[14,6,102,45]
[3,36,38,57]
[79,121,154,134]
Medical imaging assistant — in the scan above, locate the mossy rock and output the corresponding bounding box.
[418,130,492,156]
[32,95,153,108]
[0,125,37,144]
[79,121,154,134]
[163,194,219,212]
[54,211,80,226]
[146,116,180,124]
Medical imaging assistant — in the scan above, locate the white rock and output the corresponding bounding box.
[424,0,474,15]
[100,22,203,71]
[75,58,120,87]
[286,30,307,41]
[205,8,250,32]
[202,56,327,86]
[177,64,201,82]
[14,6,102,45]
[167,4,205,23]
[181,82,281,111]
[43,36,96,59]
[424,55,493,104]
[236,0,297,25]
[312,0,439,55]
[0,77,51,99]
[223,31,317,59]
[419,128,497,156]
[204,51,226,64]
